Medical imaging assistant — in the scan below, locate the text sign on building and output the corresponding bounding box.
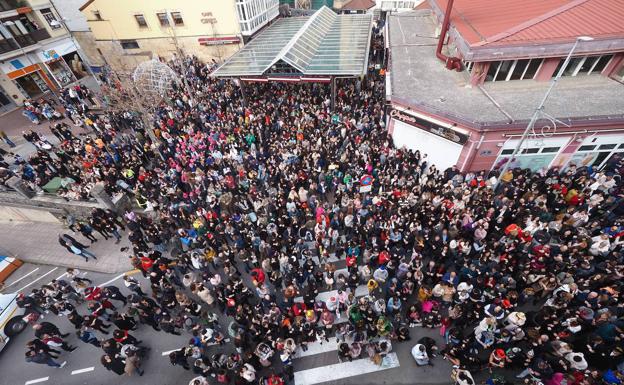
[41,49,60,62]
[390,109,468,145]
[201,12,217,24]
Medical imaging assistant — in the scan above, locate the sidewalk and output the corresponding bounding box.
[0,215,132,274]
[0,75,103,159]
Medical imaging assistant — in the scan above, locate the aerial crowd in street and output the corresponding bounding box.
[3,20,624,385]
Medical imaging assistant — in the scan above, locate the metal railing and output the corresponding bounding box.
[30,28,51,41]
[0,29,51,54]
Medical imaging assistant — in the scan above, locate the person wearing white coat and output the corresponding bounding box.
[412,344,431,366]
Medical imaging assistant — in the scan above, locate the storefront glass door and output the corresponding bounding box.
[15,72,48,98]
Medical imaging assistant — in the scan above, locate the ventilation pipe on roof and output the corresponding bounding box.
[436,0,463,71]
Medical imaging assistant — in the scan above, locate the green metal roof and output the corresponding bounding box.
[212,6,373,77]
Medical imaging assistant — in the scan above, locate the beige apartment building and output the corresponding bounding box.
[0,0,93,112]
[79,0,279,72]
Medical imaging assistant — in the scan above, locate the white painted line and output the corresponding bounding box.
[4,268,39,288]
[25,377,49,385]
[71,367,94,375]
[98,273,126,287]
[295,339,339,358]
[294,352,400,385]
[162,349,178,356]
[17,268,58,292]
[55,272,67,281]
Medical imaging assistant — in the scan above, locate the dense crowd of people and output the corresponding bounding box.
[8,18,624,385]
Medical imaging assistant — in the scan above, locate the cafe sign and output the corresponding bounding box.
[390,108,468,145]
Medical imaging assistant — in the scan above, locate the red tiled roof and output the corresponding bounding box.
[341,0,376,10]
[430,0,624,47]
[414,1,431,10]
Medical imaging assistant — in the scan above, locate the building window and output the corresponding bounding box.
[577,145,596,151]
[508,59,529,80]
[157,13,169,26]
[170,12,184,26]
[614,64,624,82]
[92,10,103,20]
[523,59,543,80]
[598,144,617,150]
[553,54,614,78]
[134,14,148,28]
[40,8,61,30]
[486,58,543,82]
[120,39,140,49]
[591,55,613,74]
[541,147,560,153]
[495,61,512,81]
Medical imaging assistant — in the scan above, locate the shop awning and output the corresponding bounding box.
[212,6,373,78]
[198,36,241,46]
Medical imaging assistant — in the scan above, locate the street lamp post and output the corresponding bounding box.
[493,36,593,190]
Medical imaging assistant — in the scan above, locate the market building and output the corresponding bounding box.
[386,0,624,172]
[0,0,92,112]
[211,5,373,97]
[79,0,279,72]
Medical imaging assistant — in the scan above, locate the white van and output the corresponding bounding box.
[0,293,27,351]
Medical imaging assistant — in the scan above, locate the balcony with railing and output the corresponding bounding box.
[0,0,27,12]
[29,28,50,41]
[0,28,51,54]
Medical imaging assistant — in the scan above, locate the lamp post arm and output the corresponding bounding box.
[493,38,581,190]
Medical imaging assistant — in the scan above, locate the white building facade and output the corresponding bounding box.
[235,0,279,38]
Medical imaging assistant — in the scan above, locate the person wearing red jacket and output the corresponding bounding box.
[250,268,265,286]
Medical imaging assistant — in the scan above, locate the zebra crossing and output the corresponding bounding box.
[293,353,401,385]
[290,265,401,385]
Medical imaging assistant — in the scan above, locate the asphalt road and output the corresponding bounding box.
[0,263,454,385]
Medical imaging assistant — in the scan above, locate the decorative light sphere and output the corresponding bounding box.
[132,59,179,96]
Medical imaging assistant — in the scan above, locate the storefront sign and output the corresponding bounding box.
[37,40,78,63]
[389,109,468,145]
[41,49,60,61]
[198,36,240,46]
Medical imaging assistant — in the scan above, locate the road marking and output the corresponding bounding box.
[25,377,49,385]
[293,352,400,385]
[98,273,127,287]
[71,367,94,375]
[3,268,39,288]
[55,272,67,280]
[162,349,179,356]
[17,268,58,292]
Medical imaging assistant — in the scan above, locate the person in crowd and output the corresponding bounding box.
[13,32,624,385]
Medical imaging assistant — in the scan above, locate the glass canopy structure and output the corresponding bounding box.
[212,6,373,78]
